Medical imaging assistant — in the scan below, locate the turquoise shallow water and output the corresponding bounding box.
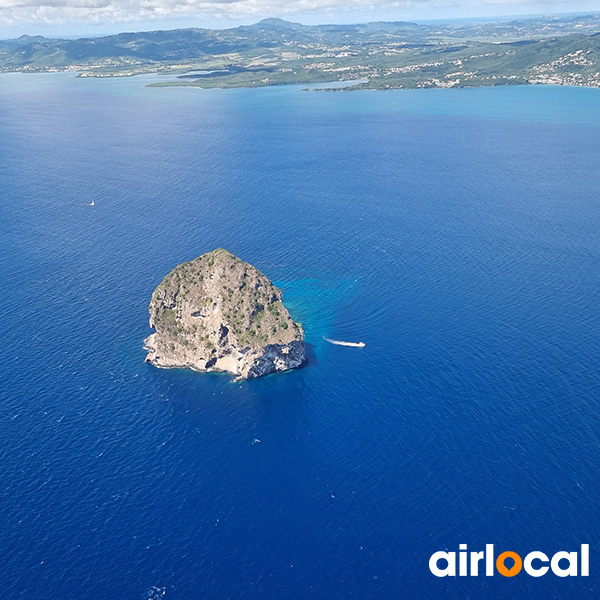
[1,74,600,599]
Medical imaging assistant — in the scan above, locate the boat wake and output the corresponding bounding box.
[323,336,365,348]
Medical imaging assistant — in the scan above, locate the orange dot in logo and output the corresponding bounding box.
[496,551,523,577]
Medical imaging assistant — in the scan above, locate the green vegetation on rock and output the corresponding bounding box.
[144,248,306,380]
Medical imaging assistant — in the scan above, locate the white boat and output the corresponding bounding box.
[89,200,95,206]
[323,336,365,348]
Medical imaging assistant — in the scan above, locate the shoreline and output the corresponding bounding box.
[2,68,600,94]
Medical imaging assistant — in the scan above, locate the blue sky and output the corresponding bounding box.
[0,0,598,37]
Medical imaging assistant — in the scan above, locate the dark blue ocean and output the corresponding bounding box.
[1,73,599,599]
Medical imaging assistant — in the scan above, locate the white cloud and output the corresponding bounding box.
[0,0,594,27]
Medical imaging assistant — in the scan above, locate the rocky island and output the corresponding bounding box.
[144,249,306,380]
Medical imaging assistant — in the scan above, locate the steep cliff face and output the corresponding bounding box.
[144,249,306,380]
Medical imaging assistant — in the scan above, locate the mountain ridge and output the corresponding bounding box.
[2,14,600,90]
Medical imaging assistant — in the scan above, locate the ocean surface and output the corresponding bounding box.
[1,74,599,599]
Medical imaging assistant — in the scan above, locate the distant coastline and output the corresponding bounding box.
[1,14,600,91]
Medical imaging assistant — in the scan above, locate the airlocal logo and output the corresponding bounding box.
[429,544,589,578]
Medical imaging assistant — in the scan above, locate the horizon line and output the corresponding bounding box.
[3,10,600,40]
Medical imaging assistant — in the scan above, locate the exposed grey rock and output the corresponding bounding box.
[144,248,306,380]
